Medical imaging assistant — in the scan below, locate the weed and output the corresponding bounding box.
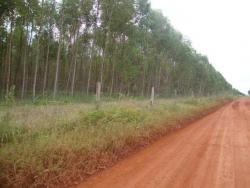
[0,113,26,144]
[0,97,228,187]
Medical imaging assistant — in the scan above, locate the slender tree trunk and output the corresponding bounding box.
[66,59,73,92]
[26,22,34,96]
[21,24,29,99]
[0,46,5,94]
[86,29,98,96]
[157,65,162,94]
[86,0,100,95]
[109,59,115,96]
[53,8,64,99]
[53,38,61,99]
[100,23,111,92]
[109,36,117,96]
[81,55,86,92]
[42,42,50,96]
[87,58,92,96]
[6,18,13,96]
[127,84,130,96]
[199,84,203,96]
[100,48,105,91]
[32,38,40,100]
[70,53,77,96]
[14,27,23,92]
[141,66,145,96]
[65,33,74,93]
[70,29,79,96]
[33,0,45,100]
[141,34,148,96]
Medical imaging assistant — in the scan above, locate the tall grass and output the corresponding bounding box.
[0,96,231,187]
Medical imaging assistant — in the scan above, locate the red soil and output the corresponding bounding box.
[77,98,250,188]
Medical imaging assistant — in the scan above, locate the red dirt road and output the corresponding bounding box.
[78,97,250,188]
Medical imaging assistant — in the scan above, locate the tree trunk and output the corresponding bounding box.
[70,29,79,96]
[157,65,162,94]
[6,18,13,96]
[141,65,145,96]
[53,39,61,99]
[109,59,115,96]
[42,42,50,96]
[14,19,25,91]
[53,8,64,99]
[86,61,92,96]
[21,24,29,99]
[33,0,45,100]
[70,53,77,96]
[32,38,40,100]
[100,48,105,91]
[86,0,100,95]
[66,59,73,92]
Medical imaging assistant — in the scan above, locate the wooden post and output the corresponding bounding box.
[150,86,154,106]
[96,82,101,109]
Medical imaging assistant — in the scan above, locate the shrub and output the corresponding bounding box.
[83,107,145,126]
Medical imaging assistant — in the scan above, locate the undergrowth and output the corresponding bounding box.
[0,96,231,187]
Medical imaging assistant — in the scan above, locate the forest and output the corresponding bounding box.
[0,0,235,101]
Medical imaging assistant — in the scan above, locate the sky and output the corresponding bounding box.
[151,0,250,94]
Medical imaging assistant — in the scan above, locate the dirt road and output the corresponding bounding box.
[78,97,250,188]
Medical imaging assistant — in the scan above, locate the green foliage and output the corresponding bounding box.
[166,102,180,112]
[0,112,26,144]
[83,107,145,126]
[182,98,200,105]
[83,110,106,125]
[0,97,227,187]
[0,0,238,102]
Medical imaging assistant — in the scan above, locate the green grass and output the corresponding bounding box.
[0,96,231,187]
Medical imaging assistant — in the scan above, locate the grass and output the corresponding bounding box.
[0,96,232,187]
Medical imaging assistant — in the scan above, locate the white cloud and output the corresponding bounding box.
[151,0,250,94]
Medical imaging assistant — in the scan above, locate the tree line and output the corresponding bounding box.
[0,0,235,100]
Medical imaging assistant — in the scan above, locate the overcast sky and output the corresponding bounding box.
[151,0,250,94]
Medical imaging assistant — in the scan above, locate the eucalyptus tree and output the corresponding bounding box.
[80,0,103,95]
[69,0,93,95]
[32,0,44,100]
[0,0,236,100]
[41,0,56,96]
[1,1,16,96]
[53,0,64,99]
[19,2,31,99]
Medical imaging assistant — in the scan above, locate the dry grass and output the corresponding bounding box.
[0,96,231,187]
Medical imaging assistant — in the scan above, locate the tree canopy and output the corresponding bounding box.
[0,0,236,99]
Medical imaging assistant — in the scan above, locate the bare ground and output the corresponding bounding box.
[77,97,250,188]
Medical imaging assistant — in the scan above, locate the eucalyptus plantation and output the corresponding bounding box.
[0,0,235,99]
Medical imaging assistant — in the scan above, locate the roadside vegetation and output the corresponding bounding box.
[0,96,232,187]
[0,0,240,187]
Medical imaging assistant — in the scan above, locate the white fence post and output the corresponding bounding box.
[96,82,101,109]
[150,86,155,106]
